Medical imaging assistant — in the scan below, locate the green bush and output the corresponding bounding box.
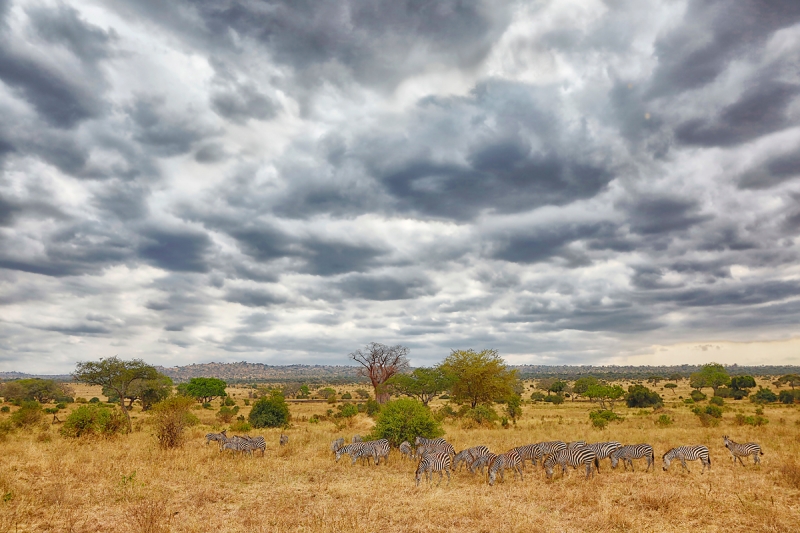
[750,387,778,404]
[89,397,100,404]
[779,390,800,404]
[216,406,236,423]
[55,396,74,404]
[75,397,87,404]
[434,404,458,421]
[544,394,564,405]
[734,414,768,426]
[709,396,724,406]
[202,402,213,409]
[683,398,694,405]
[336,403,358,419]
[55,402,67,410]
[341,392,352,400]
[365,399,380,417]
[11,401,43,428]
[60,405,126,438]
[716,387,748,400]
[230,419,252,432]
[249,392,291,428]
[625,385,663,408]
[0,406,9,413]
[223,397,236,407]
[655,414,673,427]
[369,398,443,446]
[589,409,623,429]
[309,415,320,424]
[690,390,707,402]
[462,405,499,427]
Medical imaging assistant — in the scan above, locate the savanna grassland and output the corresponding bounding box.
[1,379,799,533]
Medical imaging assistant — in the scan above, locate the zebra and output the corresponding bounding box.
[584,441,623,471]
[723,436,762,466]
[610,444,654,472]
[512,444,539,469]
[364,439,391,465]
[205,430,228,448]
[232,435,265,457]
[453,449,473,471]
[279,434,289,447]
[399,441,414,460]
[415,451,452,487]
[471,453,497,476]
[222,438,255,456]
[488,450,523,486]
[543,447,599,480]
[532,441,567,465]
[567,440,587,450]
[352,435,362,443]
[454,446,490,473]
[330,437,345,452]
[415,436,447,447]
[335,443,373,465]
[417,441,455,459]
[662,445,711,473]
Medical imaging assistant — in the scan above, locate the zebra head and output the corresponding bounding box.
[610,453,619,469]
[662,452,671,471]
[335,447,345,462]
[722,435,731,448]
[415,465,424,486]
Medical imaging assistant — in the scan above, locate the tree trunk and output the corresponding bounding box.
[119,392,132,433]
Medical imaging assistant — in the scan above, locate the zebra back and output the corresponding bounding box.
[543,447,598,479]
[610,444,654,471]
[417,441,455,458]
[399,441,414,459]
[722,435,762,465]
[662,445,711,473]
[488,450,523,485]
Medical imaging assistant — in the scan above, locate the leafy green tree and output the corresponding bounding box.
[439,349,519,408]
[151,396,197,449]
[385,367,452,406]
[249,391,290,428]
[585,384,625,410]
[625,385,663,408]
[548,380,567,396]
[368,398,443,446]
[572,377,599,400]
[689,363,730,393]
[750,387,778,404]
[298,385,311,398]
[0,379,72,403]
[178,377,227,404]
[646,376,665,385]
[104,374,173,410]
[349,342,410,404]
[669,373,683,382]
[730,375,756,391]
[504,394,522,424]
[60,404,127,438]
[664,383,678,394]
[73,357,160,433]
[777,374,800,389]
[316,387,336,399]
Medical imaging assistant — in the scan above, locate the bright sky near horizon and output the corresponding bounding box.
[1,0,800,374]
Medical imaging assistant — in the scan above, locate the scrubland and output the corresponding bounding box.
[1,380,799,533]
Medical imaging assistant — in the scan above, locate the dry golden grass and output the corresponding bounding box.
[1,380,799,532]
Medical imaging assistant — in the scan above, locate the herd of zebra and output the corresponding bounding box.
[205,430,288,455]
[331,435,764,486]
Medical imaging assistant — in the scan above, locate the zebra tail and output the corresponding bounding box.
[594,457,599,470]
[760,450,764,455]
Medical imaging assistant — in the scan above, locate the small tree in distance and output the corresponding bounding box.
[349,342,410,404]
[178,377,227,404]
[439,349,518,408]
[249,391,290,428]
[385,367,451,406]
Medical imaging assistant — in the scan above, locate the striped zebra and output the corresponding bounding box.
[567,440,587,450]
[584,441,622,471]
[512,444,539,469]
[399,441,414,460]
[330,437,345,452]
[417,441,455,459]
[488,450,523,486]
[232,435,266,457]
[279,434,289,447]
[471,452,497,476]
[532,441,567,465]
[723,436,762,466]
[205,430,228,448]
[610,444,654,472]
[335,443,373,465]
[415,451,452,486]
[543,447,599,480]
[460,445,490,473]
[365,439,391,465]
[415,436,447,447]
[222,438,255,456]
[352,435,362,443]
[453,449,473,471]
[662,445,711,473]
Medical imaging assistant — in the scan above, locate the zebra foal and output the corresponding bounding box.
[279,434,288,446]
[610,444,654,472]
[723,436,762,466]
[662,445,711,473]
[415,452,452,486]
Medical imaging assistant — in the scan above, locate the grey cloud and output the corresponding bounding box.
[224,287,287,308]
[337,273,436,301]
[211,84,279,123]
[492,222,615,265]
[300,239,384,276]
[194,143,227,164]
[739,148,800,189]
[128,97,210,157]
[139,228,212,273]
[90,180,150,221]
[26,3,116,63]
[624,195,711,235]
[675,82,800,147]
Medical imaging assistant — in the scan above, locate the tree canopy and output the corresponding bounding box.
[385,367,451,406]
[0,378,72,403]
[249,391,290,428]
[689,363,730,392]
[777,374,800,389]
[585,383,625,410]
[349,342,410,404]
[625,384,663,408]
[72,356,160,433]
[177,377,228,403]
[438,349,518,408]
[572,376,599,399]
[368,398,443,447]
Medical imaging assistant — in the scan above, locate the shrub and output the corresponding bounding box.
[704,405,723,418]
[369,398,443,446]
[10,401,43,428]
[216,406,236,423]
[249,392,291,428]
[709,396,724,406]
[695,412,720,427]
[89,397,100,403]
[75,397,87,404]
[589,409,623,429]
[530,391,547,402]
[243,399,250,406]
[734,414,768,426]
[327,394,338,404]
[336,403,358,419]
[655,414,673,427]
[690,390,707,402]
[626,385,663,408]
[223,397,236,407]
[434,404,458,421]
[55,396,74,404]
[750,387,778,404]
[341,392,352,400]
[439,394,450,400]
[779,390,800,404]
[365,399,380,417]
[61,405,126,438]
[309,415,320,424]
[151,396,197,449]
[202,402,213,409]
[544,395,564,405]
[355,389,370,399]
[462,405,499,427]
[230,419,252,432]
[683,398,694,405]
[55,402,67,410]
[0,406,9,413]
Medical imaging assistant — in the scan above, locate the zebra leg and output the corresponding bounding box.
[680,458,689,472]
[446,467,451,485]
[628,458,634,472]
[736,455,746,467]
[754,453,760,465]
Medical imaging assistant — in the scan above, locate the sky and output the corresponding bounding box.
[1,0,800,374]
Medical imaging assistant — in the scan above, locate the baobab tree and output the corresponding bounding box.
[349,342,410,404]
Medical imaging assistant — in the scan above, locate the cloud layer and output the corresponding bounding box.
[1,0,799,372]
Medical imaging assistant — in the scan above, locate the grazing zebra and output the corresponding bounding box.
[662,445,711,473]
[222,438,254,456]
[532,441,567,465]
[399,441,414,460]
[512,444,540,469]
[280,434,289,447]
[232,435,265,457]
[415,451,452,486]
[471,453,497,476]
[417,441,455,459]
[365,439,391,465]
[205,430,228,448]
[543,447,599,480]
[585,442,623,471]
[335,443,373,465]
[723,436,762,466]
[415,436,447,447]
[610,444,654,472]
[330,438,345,452]
[453,449,473,471]
[488,450,523,486]
[567,440,587,450]
[455,446,490,473]
[352,435,362,443]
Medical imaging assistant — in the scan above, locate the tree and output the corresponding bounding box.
[249,391,290,428]
[669,373,683,383]
[777,374,800,389]
[585,384,625,410]
[548,380,567,396]
[104,374,173,410]
[689,363,730,393]
[664,383,678,394]
[349,342,410,404]
[572,376,599,401]
[0,379,72,404]
[178,377,227,404]
[750,387,777,404]
[646,376,665,386]
[730,375,756,391]
[72,357,160,433]
[368,398,443,447]
[625,385,663,408]
[439,349,519,408]
[385,367,451,406]
[504,394,522,424]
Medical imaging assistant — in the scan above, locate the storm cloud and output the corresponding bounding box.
[1,0,799,373]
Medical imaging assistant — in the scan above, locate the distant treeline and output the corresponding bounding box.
[511,364,800,381]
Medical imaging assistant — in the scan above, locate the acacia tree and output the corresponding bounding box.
[349,342,410,404]
[385,367,451,406]
[438,349,518,408]
[690,363,730,393]
[72,357,160,433]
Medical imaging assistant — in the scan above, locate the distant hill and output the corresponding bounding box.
[511,363,800,380]
[156,362,365,383]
